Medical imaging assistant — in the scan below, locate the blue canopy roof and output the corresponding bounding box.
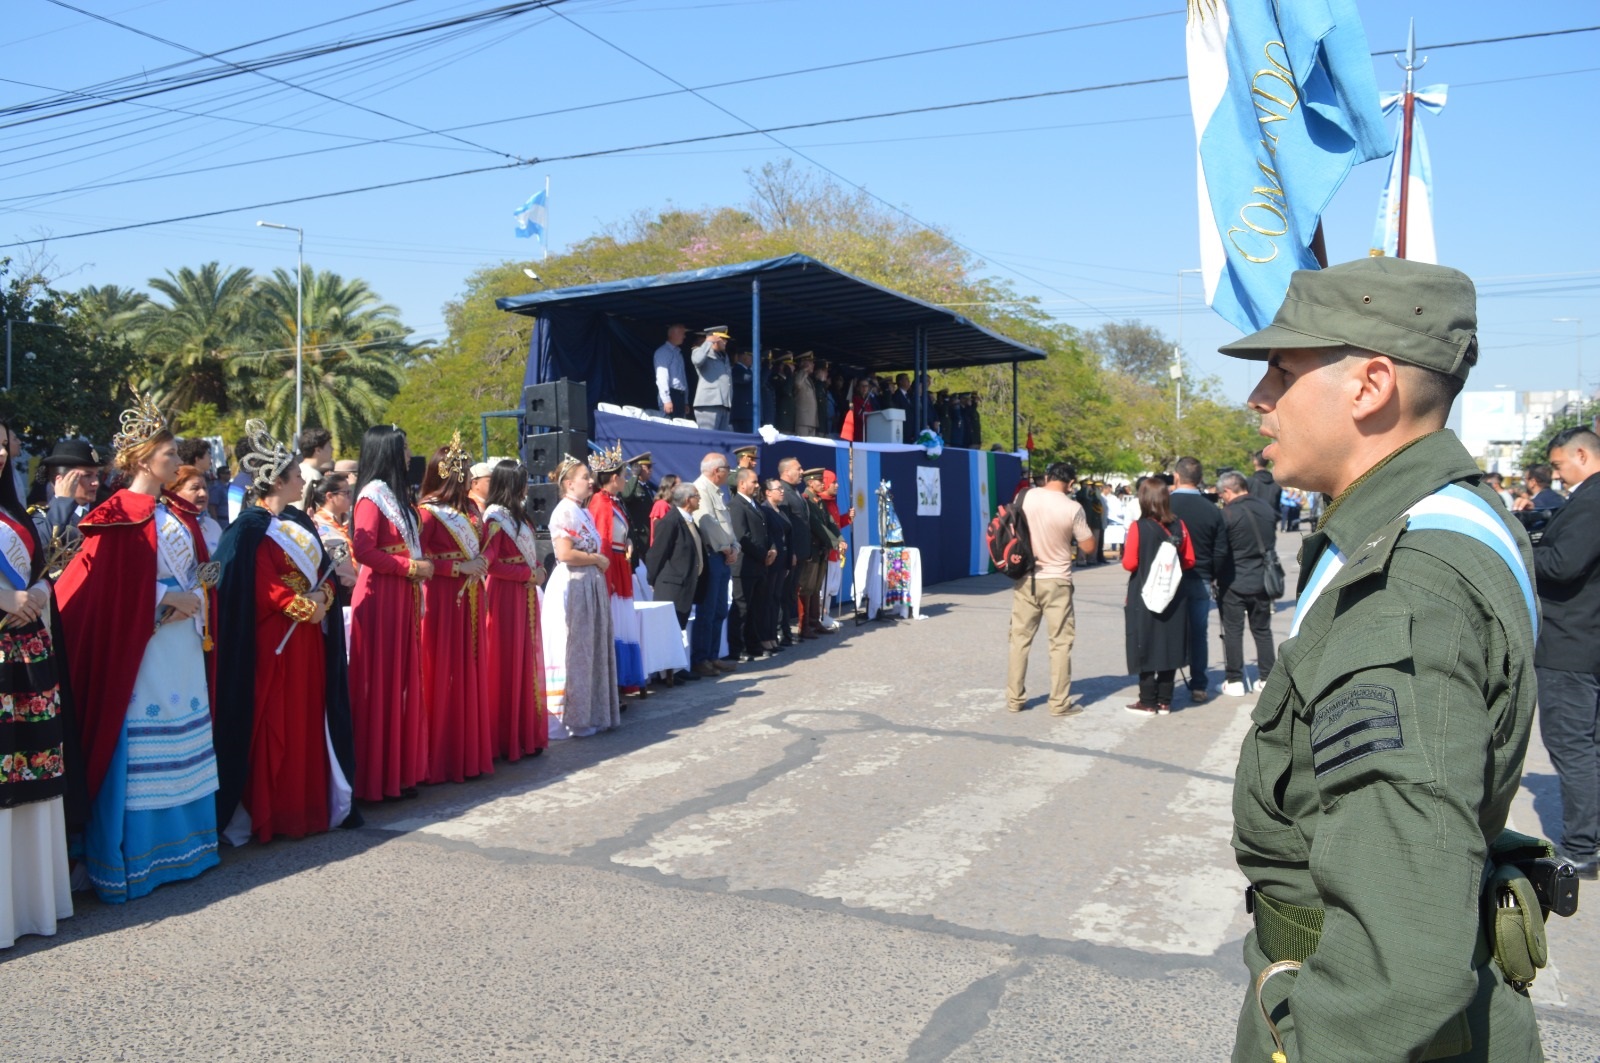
[496,254,1045,371]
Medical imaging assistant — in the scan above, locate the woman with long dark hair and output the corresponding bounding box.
[1121,477,1195,715]
[0,418,77,946]
[479,460,547,760]
[417,432,492,784]
[55,394,221,902]
[348,425,432,801]
[210,421,346,844]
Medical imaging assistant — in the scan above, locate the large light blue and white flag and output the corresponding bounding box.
[1186,0,1391,332]
[1371,87,1447,263]
[513,188,548,241]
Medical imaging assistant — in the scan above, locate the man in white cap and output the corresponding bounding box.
[469,460,494,510]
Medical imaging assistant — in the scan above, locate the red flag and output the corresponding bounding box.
[1025,428,1034,451]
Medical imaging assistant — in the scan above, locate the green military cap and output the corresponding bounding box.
[802,467,826,481]
[1218,257,1478,380]
[732,445,758,458]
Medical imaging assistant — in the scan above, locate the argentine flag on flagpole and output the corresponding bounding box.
[1371,87,1447,263]
[1186,0,1391,333]
[514,187,548,242]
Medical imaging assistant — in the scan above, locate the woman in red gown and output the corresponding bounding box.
[479,460,547,761]
[587,446,647,699]
[418,432,492,785]
[211,420,337,843]
[347,426,433,802]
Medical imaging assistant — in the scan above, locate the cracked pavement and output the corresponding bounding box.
[8,559,1600,1061]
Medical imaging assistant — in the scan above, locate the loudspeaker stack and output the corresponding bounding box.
[522,378,589,530]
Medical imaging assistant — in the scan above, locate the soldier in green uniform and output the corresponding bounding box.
[1219,258,1543,1062]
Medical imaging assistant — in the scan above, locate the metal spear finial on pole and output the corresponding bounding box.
[1394,19,1428,260]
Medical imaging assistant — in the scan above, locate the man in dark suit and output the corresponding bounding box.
[1168,456,1229,704]
[1248,449,1283,513]
[1533,427,1600,877]
[727,468,774,661]
[1526,463,1568,511]
[760,478,792,652]
[1215,470,1278,696]
[731,351,755,434]
[645,483,707,682]
[886,374,911,413]
[30,439,103,550]
[775,457,811,646]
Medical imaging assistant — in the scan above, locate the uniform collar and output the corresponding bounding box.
[1318,429,1480,556]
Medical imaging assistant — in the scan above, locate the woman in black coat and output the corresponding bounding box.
[1121,478,1195,715]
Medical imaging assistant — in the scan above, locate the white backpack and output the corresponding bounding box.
[1140,525,1183,613]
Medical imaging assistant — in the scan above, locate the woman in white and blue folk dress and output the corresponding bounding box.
[55,395,221,903]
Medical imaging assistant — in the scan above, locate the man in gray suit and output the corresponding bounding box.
[692,325,733,431]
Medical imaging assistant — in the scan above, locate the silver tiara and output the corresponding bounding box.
[241,419,296,489]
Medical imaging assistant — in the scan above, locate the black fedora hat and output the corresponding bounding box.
[40,439,103,469]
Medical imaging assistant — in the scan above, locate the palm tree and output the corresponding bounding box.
[74,284,151,339]
[135,263,258,413]
[250,266,412,452]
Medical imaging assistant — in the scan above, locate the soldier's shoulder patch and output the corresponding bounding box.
[1311,684,1403,777]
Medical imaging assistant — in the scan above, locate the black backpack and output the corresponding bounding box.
[986,488,1036,580]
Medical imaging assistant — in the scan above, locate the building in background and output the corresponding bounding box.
[1458,389,1587,474]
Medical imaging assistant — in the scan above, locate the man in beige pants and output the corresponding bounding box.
[1007,461,1096,717]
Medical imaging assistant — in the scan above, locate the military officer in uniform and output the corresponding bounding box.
[1219,258,1543,1062]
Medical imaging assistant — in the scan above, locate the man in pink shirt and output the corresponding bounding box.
[1006,462,1098,717]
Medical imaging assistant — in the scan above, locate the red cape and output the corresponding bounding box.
[54,490,178,801]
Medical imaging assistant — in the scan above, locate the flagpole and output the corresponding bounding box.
[1395,20,1426,260]
[543,175,550,262]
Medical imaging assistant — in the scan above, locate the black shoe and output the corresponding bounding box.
[674,669,700,682]
[1559,849,1600,880]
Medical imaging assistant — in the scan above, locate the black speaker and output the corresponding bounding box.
[525,482,561,530]
[523,429,589,481]
[523,378,588,431]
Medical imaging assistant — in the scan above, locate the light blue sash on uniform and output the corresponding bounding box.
[1289,483,1536,640]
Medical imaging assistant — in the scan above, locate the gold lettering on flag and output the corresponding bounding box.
[1228,40,1300,264]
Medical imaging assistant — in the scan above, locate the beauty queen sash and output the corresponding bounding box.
[357,481,421,559]
[420,502,481,559]
[482,505,539,569]
[267,516,324,586]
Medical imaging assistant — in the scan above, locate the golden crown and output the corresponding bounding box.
[112,389,168,454]
[438,429,471,483]
[589,438,626,475]
[241,419,295,489]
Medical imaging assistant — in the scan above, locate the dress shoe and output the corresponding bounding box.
[1188,689,1209,705]
[692,660,720,678]
[674,669,699,682]
[714,659,738,673]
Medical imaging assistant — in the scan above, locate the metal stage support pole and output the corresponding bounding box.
[751,279,762,431]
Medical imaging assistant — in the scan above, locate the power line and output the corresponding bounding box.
[545,7,1119,321]
[37,0,525,162]
[0,0,573,128]
[1374,25,1600,55]
[8,21,1600,250]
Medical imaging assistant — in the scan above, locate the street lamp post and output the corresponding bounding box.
[257,220,304,437]
[1554,317,1583,404]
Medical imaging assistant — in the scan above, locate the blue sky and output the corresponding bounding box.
[3,0,1596,408]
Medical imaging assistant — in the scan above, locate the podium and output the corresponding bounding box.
[864,408,905,443]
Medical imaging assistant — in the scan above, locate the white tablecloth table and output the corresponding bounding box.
[635,599,689,676]
[852,545,924,619]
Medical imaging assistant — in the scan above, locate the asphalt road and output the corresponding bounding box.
[7,544,1600,1061]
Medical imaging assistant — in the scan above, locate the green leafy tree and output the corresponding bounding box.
[75,283,151,337]
[136,262,258,413]
[1520,397,1598,472]
[251,266,413,453]
[1,261,150,451]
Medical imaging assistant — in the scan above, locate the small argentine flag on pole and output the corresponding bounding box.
[514,178,550,257]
